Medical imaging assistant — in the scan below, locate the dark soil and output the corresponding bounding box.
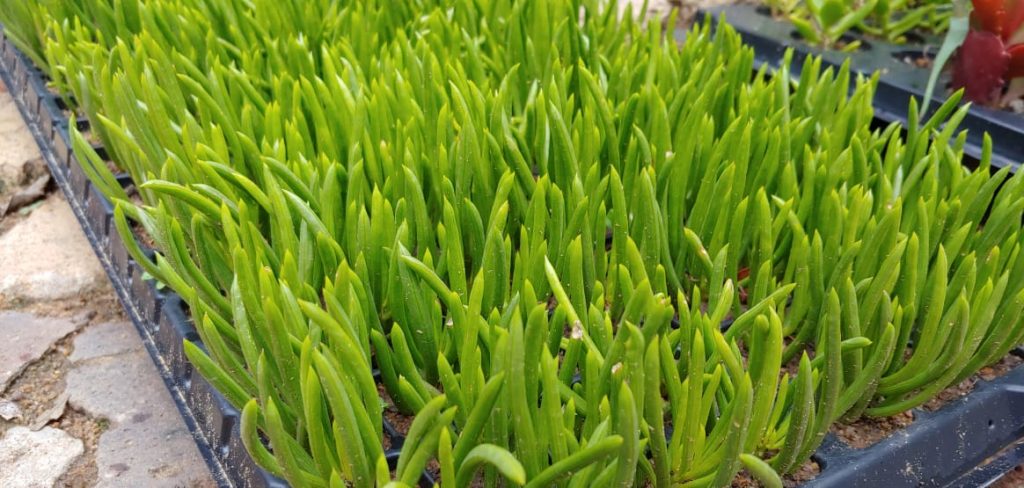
[832,410,915,449]
[377,382,413,449]
[384,409,413,436]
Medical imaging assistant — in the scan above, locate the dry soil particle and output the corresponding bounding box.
[897,52,935,69]
[52,406,106,487]
[131,220,158,250]
[831,410,915,449]
[979,353,1024,381]
[0,286,121,324]
[0,337,74,434]
[0,336,106,488]
[921,376,979,413]
[783,459,821,487]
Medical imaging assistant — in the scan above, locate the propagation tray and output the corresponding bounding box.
[3,20,1024,488]
[0,25,437,488]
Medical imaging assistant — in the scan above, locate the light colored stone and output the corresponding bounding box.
[0,193,106,301]
[69,321,140,363]
[30,392,68,431]
[66,351,169,424]
[0,311,82,389]
[66,346,214,487]
[0,89,39,195]
[95,412,213,488]
[0,426,83,488]
[0,399,22,420]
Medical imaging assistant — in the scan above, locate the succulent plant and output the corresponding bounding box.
[951,0,1024,105]
[5,0,1024,486]
[777,0,951,48]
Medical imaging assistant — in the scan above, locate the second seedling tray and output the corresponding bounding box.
[700,4,1024,171]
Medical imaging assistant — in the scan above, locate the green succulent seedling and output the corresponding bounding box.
[790,0,879,49]
[781,0,952,48]
[14,0,1024,486]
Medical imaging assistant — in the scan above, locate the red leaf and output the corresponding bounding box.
[953,31,1011,104]
[1008,43,1024,78]
[973,0,1007,36]
[1003,0,1024,39]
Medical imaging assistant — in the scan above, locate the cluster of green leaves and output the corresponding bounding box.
[767,0,953,48]
[13,0,1024,486]
[0,0,116,73]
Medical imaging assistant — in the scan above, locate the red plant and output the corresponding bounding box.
[951,0,1024,104]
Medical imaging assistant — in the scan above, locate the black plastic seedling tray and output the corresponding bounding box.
[699,4,1024,171]
[4,21,1024,488]
[0,26,438,488]
[807,352,1024,487]
[0,28,278,488]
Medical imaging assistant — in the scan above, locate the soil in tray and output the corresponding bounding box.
[118,190,163,251]
[377,383,410,449]
[731,459,821,487]
[894,50,935,69]
[922,353,1024,412]
[130,220,157,250]
[831,410,916,449]
[827,351,1024,450]
[381,401,441,483]
[995,463,1024,487]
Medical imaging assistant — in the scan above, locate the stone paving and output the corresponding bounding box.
[0,82,214,486]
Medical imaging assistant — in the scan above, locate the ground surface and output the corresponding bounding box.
[0,81,214,487]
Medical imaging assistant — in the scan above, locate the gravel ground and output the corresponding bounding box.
[0,78,214,487]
